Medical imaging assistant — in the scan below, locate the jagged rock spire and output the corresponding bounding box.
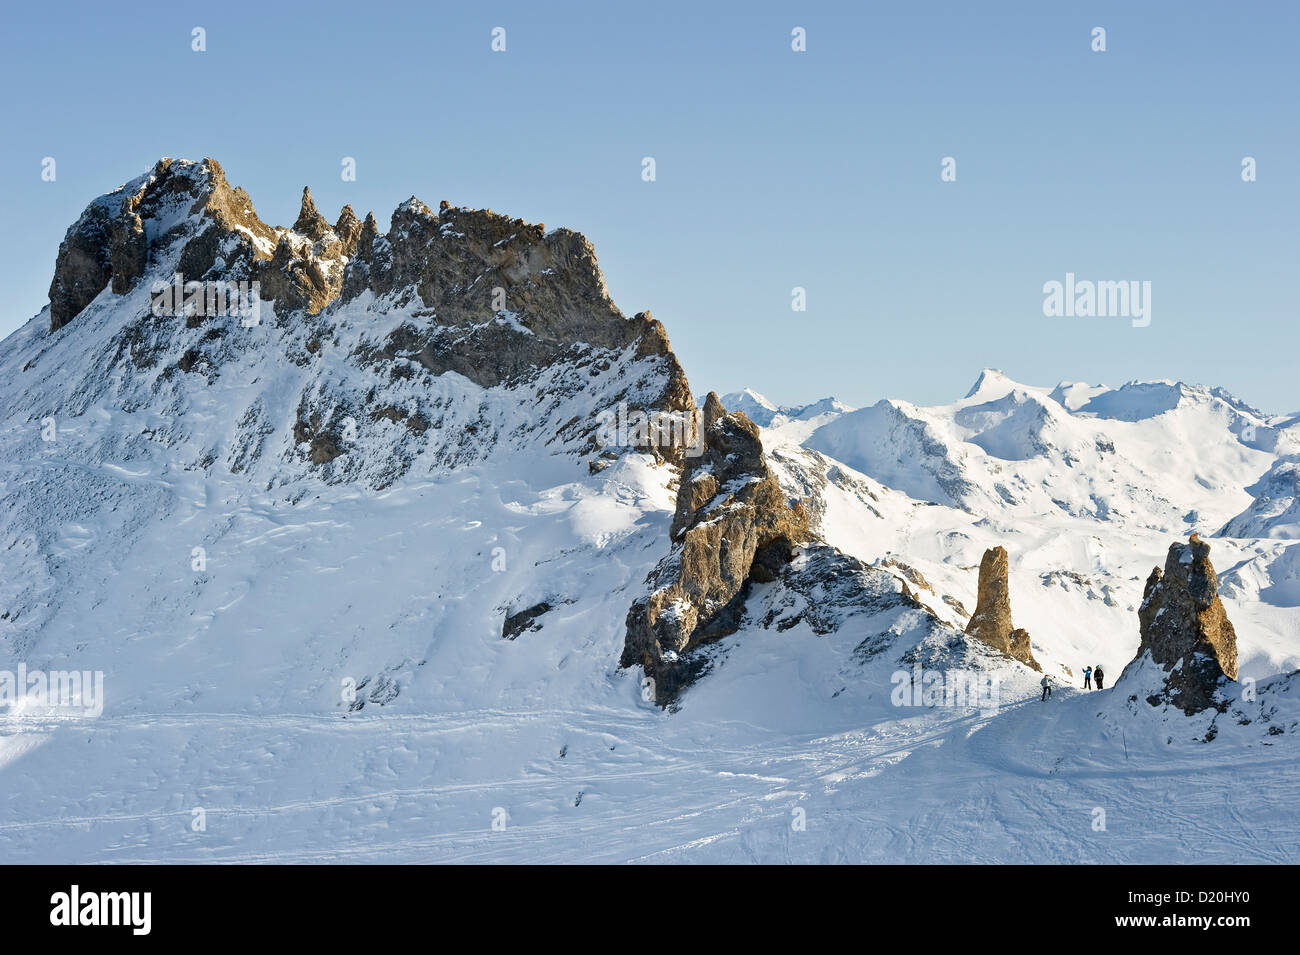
[358,212,379,251]
[334,204,363,255]
[293,186,332,240]
[1127,536,1238,713]
[964,546,1040,670]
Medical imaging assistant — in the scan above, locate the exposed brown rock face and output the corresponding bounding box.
[47,157,353,329]
[45,157,691,393]
[344,197,693,414]
[877,556,933,594]
[48,205,116,331]
[292,186,332,241]
[621,393,811,704]
[47,157,268,330]
[43,158,697,487]
[1132,536,1238,713]
[1009,628,1034,664]
[334,205,363,255]
[964,546,1040,670]
[48,158,695,435]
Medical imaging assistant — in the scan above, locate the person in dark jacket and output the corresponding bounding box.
[1094,665,1105,690]
[1083,666,1093,689]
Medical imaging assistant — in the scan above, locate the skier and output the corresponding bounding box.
[1094,665,1105,690]
[1040,673,1053,701]
[1083,665,1093,689]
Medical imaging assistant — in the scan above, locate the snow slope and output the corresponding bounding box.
[2,167,1298,865]
[3,347,1296,863]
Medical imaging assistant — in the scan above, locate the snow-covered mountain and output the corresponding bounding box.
[768,368,1300,673]
[804,368,1278,527]
[717,389,854,428]
[709,389,854,448]
[2,163,1298,864]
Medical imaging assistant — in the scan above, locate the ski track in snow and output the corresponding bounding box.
[3,685,1296,863]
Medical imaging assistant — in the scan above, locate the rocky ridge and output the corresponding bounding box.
[33,158,695,491]
[621,392,812,703]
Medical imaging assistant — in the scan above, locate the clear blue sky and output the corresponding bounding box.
[2,0,1296,412]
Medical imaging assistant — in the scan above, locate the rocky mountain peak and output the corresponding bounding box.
[48,157,275,330]
[292,186,332,241]
[699,391,728,435]
[334,204,363,255]
[30,158,696,489]
[47,157,659,350]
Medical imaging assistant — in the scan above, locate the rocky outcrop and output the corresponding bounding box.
[46,195,147,331]
[292,186,332,241]
[1128,535,1238,713]
[748,544,945,651]
[47,158,259,330]
[963,546,1040,670]
[621,393,811,704]
[47,157,351,330]
[334,205,363,256]
[503,602,552,640]
[42,158,697,485]
[875,556,933,595]
[342,197,692,417]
